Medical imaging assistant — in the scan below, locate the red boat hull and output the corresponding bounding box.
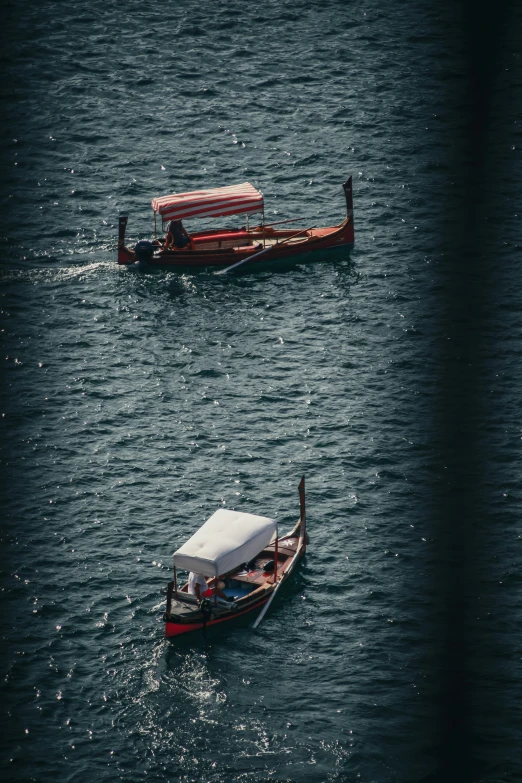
[164,596,270,638]
[118,177,354,270]
[119,220,353,269]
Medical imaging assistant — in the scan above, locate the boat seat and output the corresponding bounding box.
[265,543,297,557]
[176,591,198,604]
[193,231,250,244]
[175,590,237,607]
[222,583,254,599]
[192,232,256,250]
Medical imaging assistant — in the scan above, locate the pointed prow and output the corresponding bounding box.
[298,475,308,550]
[343,176,353,222]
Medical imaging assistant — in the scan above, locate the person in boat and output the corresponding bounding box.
[164,219,192,250]
[188,572,228,602]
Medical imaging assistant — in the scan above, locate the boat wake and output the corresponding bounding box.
[0,259,117,285]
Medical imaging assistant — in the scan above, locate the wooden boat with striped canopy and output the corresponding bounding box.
[164,477,307,638]
[118,179,354,274]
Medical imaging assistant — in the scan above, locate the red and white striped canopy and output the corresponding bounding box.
[151,182,264,221]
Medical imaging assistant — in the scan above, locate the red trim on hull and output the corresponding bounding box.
[165,596,270,638]
[118,246,135,265]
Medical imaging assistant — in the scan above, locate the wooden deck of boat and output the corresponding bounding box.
[232,536,300,586]
[193,234,314,253]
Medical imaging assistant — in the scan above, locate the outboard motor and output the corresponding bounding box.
[199,598,213,636]
[263,559,275,573]
[134,240,155,266]
[199,598,213,623]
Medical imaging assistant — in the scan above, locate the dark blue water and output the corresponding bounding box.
[1,1,521,781]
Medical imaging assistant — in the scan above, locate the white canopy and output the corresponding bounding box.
[173,509,277,578]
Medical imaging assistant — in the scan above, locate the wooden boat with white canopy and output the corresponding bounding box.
[118,179,354,273]
[164,477,307,638]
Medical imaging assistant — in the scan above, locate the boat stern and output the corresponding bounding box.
[117,216,135,264]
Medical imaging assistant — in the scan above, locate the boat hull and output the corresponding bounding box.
[163,552,303,639]
[119,219,353,270]
[164,595,270,638]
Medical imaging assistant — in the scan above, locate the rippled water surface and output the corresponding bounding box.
[1,1,521,781]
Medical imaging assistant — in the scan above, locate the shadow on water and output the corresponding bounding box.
[113,253,359,316]
[218,248,355,278]
[125,246,355,283]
